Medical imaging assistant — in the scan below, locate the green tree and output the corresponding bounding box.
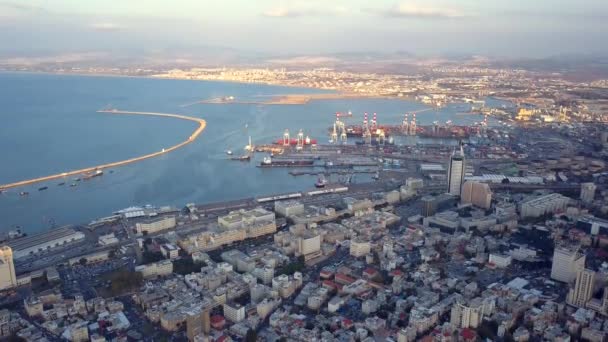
[78,258,87,266]
[245,329,257,342]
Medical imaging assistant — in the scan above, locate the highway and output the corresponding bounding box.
[0,109,206,190]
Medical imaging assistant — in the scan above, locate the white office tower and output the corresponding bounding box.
[447,145,465,196]
[580,182,597,204]
[0,246,17,290]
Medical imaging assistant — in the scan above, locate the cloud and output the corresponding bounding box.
[261,5,349,18]
[373,2,471,19]
[89,22,126,32]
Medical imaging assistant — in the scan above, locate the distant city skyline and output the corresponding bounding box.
[1,0,607,59]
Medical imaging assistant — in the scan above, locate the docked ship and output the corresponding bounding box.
[230,154,251,161]
[260,156,315,167]
[83,169,103,180]
[315,175,328,188]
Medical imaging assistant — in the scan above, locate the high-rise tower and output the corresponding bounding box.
[447,144,465,196]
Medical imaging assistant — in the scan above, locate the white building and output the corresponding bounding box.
[519,193,570,218]
[223,303,245,323]
[274,200,305,217]
[551,246,586,283]
[98,233,119,246]
[135,259,173,279]
[489,253,512,268]
[8,226,85,259]
[581,182,597,204]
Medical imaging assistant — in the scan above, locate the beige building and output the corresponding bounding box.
[135,259,173,279]
[218,207,275,230]
[136,216,176,235]
[567,268,596,307]
[297,234,322,260]
[0,246,17,291]
[461,181,492,209]
[350,239,371,257]
[450,297,494,329]
[274,200,305,217]
[551,246,586,283]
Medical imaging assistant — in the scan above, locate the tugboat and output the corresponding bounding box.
[315,175,328,188]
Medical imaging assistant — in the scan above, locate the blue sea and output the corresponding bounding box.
[0,72,503,233]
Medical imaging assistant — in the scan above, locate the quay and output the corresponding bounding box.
[0,109,207,190]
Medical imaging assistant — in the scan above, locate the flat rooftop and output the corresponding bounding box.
[8,226,82,251]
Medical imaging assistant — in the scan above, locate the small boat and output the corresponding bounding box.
[109,170,114,174]
[70,183,77,187]
[226,150,233,155]
[19,191,29,196]
[230,154,251,161]
[74,178,81,182]
[315,175,328,188]
[58,182,65,186]
[38,186,48,191]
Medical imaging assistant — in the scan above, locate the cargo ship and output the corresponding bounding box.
[260,156,315,167]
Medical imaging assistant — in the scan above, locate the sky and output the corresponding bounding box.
[1,0,607,59]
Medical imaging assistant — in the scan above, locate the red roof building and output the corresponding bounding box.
[210,315,226,330]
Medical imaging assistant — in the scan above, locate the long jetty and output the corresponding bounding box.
[0,109,207,190]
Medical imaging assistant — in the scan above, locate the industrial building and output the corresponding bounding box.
[8,226,85,260]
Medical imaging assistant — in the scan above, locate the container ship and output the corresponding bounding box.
[260,156,315,167]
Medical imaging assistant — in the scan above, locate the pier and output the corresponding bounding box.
[0,109,207,190]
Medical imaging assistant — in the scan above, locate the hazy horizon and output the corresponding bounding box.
[1,0,607,61]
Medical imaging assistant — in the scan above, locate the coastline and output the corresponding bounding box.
[0,110,206,190]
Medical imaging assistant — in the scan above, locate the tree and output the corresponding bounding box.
[78,258,87,266]
[501,178,510,184]
[245,329,257,342]
[108,249,117,259]
[109,270,143,295]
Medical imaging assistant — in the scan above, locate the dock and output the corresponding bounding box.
[0,109,207,190]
